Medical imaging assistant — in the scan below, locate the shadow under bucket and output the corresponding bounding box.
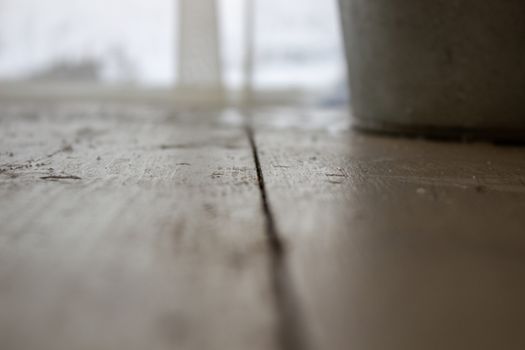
[338,0,525,142]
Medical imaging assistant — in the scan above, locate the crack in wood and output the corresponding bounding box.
[246,125,309,350]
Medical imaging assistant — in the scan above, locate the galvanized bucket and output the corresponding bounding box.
[338,0,525,141]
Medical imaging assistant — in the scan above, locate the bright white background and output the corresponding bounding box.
[0,0,345,92]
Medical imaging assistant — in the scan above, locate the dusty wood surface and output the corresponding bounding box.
[2,104,525,350]
[0,104,277,350]
[252,110,525,350]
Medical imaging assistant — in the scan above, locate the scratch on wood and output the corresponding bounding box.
[40,144,74,160]
[40,175,82,181]
[327,180,344,185]
[325,173,347,178]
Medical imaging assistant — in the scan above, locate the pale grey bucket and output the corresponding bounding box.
[338,0,525,141]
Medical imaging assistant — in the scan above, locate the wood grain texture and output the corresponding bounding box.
[253,110,525,350]
[0,104,277,350]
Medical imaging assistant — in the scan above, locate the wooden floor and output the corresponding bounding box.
[1,103,525,350]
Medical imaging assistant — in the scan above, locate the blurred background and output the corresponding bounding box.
[0,0,347,106]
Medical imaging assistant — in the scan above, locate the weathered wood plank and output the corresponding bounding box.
[0,104,277,350]
[253,111,525,350]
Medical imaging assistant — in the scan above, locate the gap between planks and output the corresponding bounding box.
[246,125,310,350]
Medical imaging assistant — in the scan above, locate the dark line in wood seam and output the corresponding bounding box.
[246,125,310,350]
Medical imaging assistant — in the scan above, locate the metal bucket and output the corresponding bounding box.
[338,0,525,141]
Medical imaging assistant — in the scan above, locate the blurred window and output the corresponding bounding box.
[0,0,345,101]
